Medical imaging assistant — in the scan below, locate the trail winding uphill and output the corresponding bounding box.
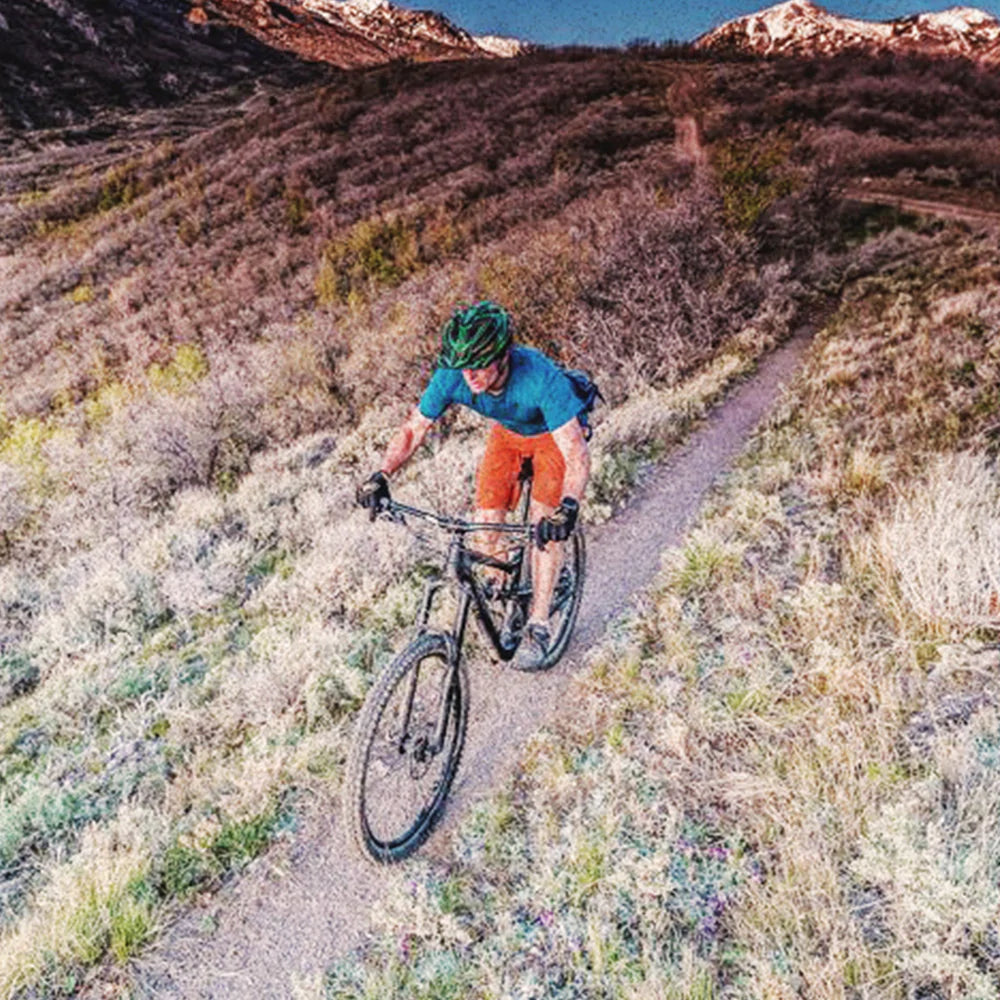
[126,103,1000,999]
[675,115,708,173]
[133,323,817,999]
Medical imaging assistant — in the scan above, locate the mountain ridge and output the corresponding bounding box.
[694,2,1000,63]
[191,0,525,67]
[0,0,523,133]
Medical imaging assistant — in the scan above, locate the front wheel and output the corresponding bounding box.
[343,632,468,863]
[542,528,586,668]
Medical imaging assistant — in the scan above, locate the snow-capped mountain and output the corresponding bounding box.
[306,0,523,56]
[195,0,525,68]
[346,0,524,58]
[469,33,524,57]
[694,2,1000,64]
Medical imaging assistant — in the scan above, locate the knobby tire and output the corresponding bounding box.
[541,529,586,668]
[344,632,468,863]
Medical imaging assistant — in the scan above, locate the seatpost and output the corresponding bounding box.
[445,530,463,580]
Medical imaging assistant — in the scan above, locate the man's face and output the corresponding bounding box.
[462,356,505,394]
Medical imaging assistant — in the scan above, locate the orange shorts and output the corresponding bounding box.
[475,423,566,511]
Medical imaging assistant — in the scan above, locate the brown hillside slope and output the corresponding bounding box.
[3,47,1000,998]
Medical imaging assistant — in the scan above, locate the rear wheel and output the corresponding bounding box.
[542,529,586,668]
[344,632,467,863]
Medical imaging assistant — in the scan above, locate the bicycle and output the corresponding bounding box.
[344,460,586,863]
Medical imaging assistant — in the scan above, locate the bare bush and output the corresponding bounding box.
[133,364,267,505]
[28,540,169,663]
[574,183,758,390]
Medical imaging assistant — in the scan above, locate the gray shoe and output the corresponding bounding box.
[511,623,551,672]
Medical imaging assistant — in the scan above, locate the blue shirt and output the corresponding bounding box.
[418,346,584,437]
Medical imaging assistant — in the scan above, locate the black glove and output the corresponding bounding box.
[536,497,579,549]
[356,471,390,520]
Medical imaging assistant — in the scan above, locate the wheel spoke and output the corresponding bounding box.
[346,634,467,861]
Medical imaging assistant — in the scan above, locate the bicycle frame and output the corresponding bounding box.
[348,466,583,862]
[386,500,532,664]
[374,502,532,762]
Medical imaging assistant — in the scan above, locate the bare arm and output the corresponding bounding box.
[551,417,590,503]
[380,407,434,477]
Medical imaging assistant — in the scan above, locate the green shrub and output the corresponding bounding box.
[82,380,131,428]
[0,416,52,489]
[0,652,40,706]
[147,344,209,394]
[316,213,420,306]
[711,131,798,232]
[99,163,140,213]
[209,811,280,872]
[67,281,95,305]
[284,185,312,233]
[107,879,157,963]
[157,842,214,900]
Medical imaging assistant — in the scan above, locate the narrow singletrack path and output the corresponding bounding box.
[137,325,816,999]
[843,186,1000,227]
[675,115,708,172]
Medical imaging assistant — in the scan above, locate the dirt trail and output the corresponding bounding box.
[133,104,999,1000]
[843,186,1000,227]
[675,115,708,172]
[135,326,816,999]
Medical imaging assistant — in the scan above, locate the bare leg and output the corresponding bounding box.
[473,508,507,588]
[528,497,563,625]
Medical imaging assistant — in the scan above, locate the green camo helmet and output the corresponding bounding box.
[438,301,513,369]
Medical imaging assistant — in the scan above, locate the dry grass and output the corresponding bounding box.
[875,453,1000,635]
[0,807,162,997]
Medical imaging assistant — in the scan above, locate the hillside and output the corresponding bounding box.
[0,43,999,998]
[0,0,518,136]
[0,0,324,132]
[707,50,1000,219]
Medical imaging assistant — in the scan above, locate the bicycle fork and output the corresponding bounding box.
[403,581,469,761]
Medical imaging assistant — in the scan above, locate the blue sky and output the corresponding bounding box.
[432,1,1000,46]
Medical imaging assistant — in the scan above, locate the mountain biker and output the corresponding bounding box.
[356,300,591,671]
